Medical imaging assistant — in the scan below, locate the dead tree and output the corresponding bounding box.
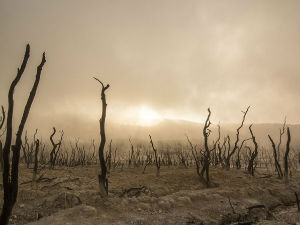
[38,142,47,165]
[268,135,283,178]
[200,108,212,187]
[217,137,227,167]
[212,123,221,166]
[277,118,286,161]
[267,119,288,179]
[247,124,258,176]
[49,127,64,169]
[186,109,214,187]
[33,139,40,181]
[0,106,5,171]
[284,127,291,182]
[94,77,110,197]
[0,44,46,225]
[186,135,202,178]
[128,138,135,167]
[235,138,251,169]
[224,106,250,169]
[149,135,160,176]
[90,139,97,164]
[142,148,152,174]
[22,129,38,168]
[21,131,30,168]
[268,126,291,182]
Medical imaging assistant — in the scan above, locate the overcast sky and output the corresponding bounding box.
[0,0,299,134]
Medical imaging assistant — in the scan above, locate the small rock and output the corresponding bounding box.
[103,201,111,207]
[129,196,138,203]
[158,200,171,210]
[177,196,192,204]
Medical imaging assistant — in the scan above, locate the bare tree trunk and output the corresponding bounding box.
[33,139,39,181]
[248,124,258,176]
[0,106,5,171]
[225,106,250,169]
[277,118,286,162]
[200,108,212,187]
[94,77,110,197]
[268,135,283,178]
[149,135,160,176]
[49,127,63,169]
[186,135,201,177]
[1,44,46,225]
[284,127,291,182]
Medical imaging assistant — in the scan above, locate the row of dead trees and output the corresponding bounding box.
[1,113,295,181]
[2,120,294,181]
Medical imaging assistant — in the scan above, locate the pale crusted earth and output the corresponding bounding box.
[0,165,299,225]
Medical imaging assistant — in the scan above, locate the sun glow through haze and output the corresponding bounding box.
[136,106,162,126]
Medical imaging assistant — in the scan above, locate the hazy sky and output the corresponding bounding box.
[0,0,299,133]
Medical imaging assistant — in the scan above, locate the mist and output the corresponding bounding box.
[0,0,299,139]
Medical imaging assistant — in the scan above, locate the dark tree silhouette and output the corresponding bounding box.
[128,137,135,167]
[247,124,258,176]
[268,122,291,181]
[235,138,251,169]
[268,135,283,178]
[149,135,160,176]
[0,106,5,171]
[224,106,250,169]
[49,127,64,169]
[200,108,212,187]
[33,139,40,181]
[186,108,217,187]
[94,77,110,197]
[21,129,38,168]
[284,127,291,182]
[0,44,46,225]
[186,135,201,177]
[277,118,286,161]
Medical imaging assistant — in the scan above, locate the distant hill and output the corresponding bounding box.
[108,120,300,148]
[24,114,299,149]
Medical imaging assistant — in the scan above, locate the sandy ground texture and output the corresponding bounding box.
[0,165,299,225]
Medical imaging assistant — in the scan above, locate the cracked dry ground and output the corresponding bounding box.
[0,165,299,225]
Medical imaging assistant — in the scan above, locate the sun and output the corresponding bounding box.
[137,106,162,126]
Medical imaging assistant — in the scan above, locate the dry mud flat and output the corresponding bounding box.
[0,166,299,225]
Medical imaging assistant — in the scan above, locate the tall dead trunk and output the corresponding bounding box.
[224,106,250,169]
[0,106,5,171]
[268,135,283,178]
[0,44,46,225]
[284,127,291,182]
[248,124,258,176]
[49,127,63,169]
[200,108,212,187]
[94,77,110,197]
[149,135,160,176]
[33,139,39,181]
